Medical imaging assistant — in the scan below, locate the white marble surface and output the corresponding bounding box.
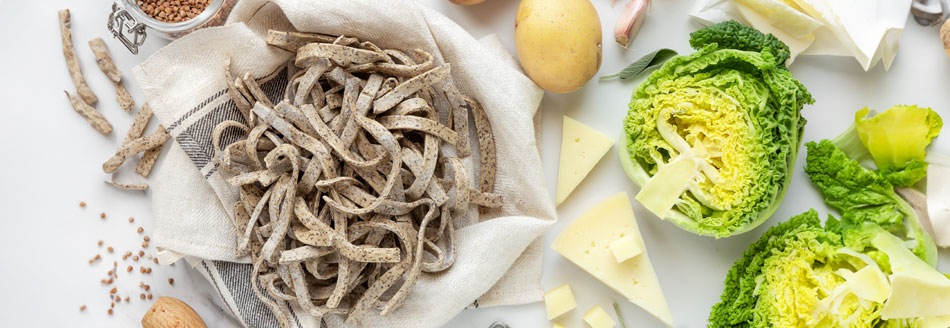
[0,0,948,327]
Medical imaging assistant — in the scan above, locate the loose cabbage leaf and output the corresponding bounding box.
[856,105,943,170]
[833,105,943,187]
[805,140,937,266]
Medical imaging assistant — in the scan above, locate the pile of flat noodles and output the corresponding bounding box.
[211,30,502,326]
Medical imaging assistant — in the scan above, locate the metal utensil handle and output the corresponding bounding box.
[107,2,147,54]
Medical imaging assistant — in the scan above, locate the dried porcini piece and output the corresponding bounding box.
[89,38,134,112]
[59,9,97,106]
[216,31,503,326]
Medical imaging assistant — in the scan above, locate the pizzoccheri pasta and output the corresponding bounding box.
[213,30,501,326]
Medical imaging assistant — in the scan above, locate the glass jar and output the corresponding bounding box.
[107,0,238,54]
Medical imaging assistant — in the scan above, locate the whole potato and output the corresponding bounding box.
[449,0,487,5]
[515,0,602,93]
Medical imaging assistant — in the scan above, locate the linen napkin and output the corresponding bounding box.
[133,0,556,327]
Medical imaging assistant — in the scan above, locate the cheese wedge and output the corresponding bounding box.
[544,284,576,320]
[556,116,614,206]
[583,305,616,328]
[552,192,674,326]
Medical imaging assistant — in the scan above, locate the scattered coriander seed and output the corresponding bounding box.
[140,267,146,273]
[124,297,129,303]
[153,258,158,264]
[143,236,150,242]
[147,294,153,300]
[133,256,139,261]
[109,287,117,294]
[139,293,146,300]
[110,302,114,308]
[128,217,134,223]
[144,285,150,291]
[108,309,113,315]
[97,240,103,246]
[107,247,114,253]
[168,278,174,285]
[107,278,113,284]
[146,268,152,274]
[80,305,86,311]
[142,242,149,248]
[122,255,128,260]
[138,251,144,257]
[94,254,101,260]
[79,202,86,207]
[127,266,133,272]
[107,270,113,276]
[114,295,120,302]
[137,227,144,233]
[100,213,106,219]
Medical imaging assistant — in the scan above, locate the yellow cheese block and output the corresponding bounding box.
[552,192,674,327]
[556,116,614,206]
[544,284,577,320]
[609,235,642,263]
[583,305,615,328]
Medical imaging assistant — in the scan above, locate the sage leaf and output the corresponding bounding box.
[600,48,677,81]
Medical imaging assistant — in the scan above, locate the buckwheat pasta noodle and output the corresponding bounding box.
[88,38,133,112]
[64,90,112,136]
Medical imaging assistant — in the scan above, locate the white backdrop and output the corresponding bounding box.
[0,0,947,327]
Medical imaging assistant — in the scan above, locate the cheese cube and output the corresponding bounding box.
[609,235,642,263]
[544,284,576,320]
[552,192,674,327]
[583,305,616,328]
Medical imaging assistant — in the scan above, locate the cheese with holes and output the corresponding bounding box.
[556,116,614,205]
[552,192,674,327]
[609,235,642,263]
[544,284,576,320]
[583,305,615,328]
